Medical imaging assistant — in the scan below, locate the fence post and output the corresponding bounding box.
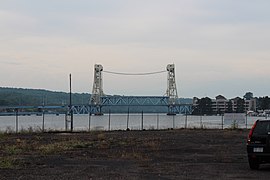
[88,112,91,131]
[157,113,159,130]
[221,114,224,130]
[246,113,248,129]
[108,110,111,131]
[200,115,203,128]
[173,115,175,129]
[15,108,18,133]
[126,107,129,130]
[141,111,144,130]
[65,112,67,131]
[42,109,45,132]
[70,110,73,132]
[185,113,188,129]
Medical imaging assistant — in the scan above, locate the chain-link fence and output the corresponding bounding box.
[1,113,268,133]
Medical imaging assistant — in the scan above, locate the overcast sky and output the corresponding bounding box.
[0,0,270,98]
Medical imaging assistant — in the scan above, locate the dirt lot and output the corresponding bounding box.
[0,129,270,180]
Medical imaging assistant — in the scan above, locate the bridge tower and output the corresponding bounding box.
[166,64,179,114]
[90,64,104,107]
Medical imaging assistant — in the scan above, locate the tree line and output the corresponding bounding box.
[0,87,90,106]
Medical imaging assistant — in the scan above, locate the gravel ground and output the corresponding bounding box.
[0,129,270,179]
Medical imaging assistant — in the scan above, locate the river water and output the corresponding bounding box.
[0,114,268,132]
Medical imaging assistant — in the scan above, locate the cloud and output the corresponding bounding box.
[0,10,37,36]
[0,0,270,97]
[0,60,22,66]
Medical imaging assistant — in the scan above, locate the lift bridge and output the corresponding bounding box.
[81,64,193,115]
[0,64,192,115]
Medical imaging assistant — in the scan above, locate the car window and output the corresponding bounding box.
[253,121,270,135]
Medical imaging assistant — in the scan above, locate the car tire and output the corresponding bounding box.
[248,158,260,170]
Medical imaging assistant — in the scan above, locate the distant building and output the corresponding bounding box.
[212,95,227,114]
[193,94,257,114]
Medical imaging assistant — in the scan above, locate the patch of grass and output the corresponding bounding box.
[229,121,239,130]
[121,151,145,160]
[70,141,95,149]
[97,133,106,141]
[189,125,207,130]
[38,142,71,155]
[4,145,23,155]
[5,126,14,134]
[0,157,16,169]
[0,132,6,140]
[144,140,160,151]
[38,140,96,155]
[20,126,43,134]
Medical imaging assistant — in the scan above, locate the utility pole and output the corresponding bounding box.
[69,74,73,132]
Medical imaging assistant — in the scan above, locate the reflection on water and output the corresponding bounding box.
[0,114,267,132]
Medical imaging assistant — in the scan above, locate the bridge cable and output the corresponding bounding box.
[103,70,167,76]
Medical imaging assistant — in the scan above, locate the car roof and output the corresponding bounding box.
[257,119,270,122]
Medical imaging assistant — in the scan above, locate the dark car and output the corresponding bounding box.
[247,119,270,169]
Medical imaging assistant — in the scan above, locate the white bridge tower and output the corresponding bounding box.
[166,64,179,105]
[90,64,104,105]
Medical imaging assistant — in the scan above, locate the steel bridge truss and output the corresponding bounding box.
[70,96,192,114]
[102,96,168,106]
[0,101,192,115]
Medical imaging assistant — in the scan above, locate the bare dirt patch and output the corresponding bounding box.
[0,129,270,179]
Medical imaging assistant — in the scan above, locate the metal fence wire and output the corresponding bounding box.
[1,112,269,133]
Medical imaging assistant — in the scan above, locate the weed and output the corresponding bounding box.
[230,121,239,130]
[0,132,6,140]
[71,141,94,149]
[5,126,14,134]
[97,133,106,141]
[145,140,160,151]
[120,149,148,161]
[38,140,95,155]
[33,126,43,133]
[4,145,23,155]
[0,157,15,169]
[20,126,41,134]
[38,142,71,155]
[190,126,206,130]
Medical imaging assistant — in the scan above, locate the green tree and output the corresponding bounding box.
[226,100,233,113]
[244,92,253,100]
[0,99,9,106]
[192,97,213,115]
[236,98,245,113]
[258,96,270,110]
